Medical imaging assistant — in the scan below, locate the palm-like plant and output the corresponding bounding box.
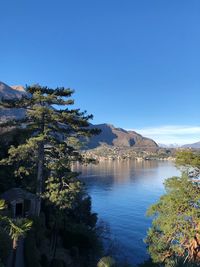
[97,256,116,267]
[0,199,32,267]
[7,218,32,249]
[0,200,6,211]
[7,218,32,267]
[0,199,9,266]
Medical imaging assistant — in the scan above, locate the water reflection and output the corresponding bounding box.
[77,160,177,187]
[75,160,180,266]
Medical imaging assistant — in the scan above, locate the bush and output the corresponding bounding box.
[97,256,116,267]
[62,223,100,252]
[0,228,11,264]
[24,232,41,267]
[31,214,47,247]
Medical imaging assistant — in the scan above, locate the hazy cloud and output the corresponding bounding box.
[132,125,200,145]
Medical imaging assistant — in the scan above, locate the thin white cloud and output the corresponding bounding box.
[130,125,200,145]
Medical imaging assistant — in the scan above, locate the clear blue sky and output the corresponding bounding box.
[1,0,200,144]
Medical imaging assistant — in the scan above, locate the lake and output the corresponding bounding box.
[77,160,180,266]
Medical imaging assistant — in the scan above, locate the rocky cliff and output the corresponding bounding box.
[86,123,158,149]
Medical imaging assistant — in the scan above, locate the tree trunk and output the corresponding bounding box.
[35,110,45,217]
[36,141,44,216]
[53,219,58,258]
[12,239,17,267]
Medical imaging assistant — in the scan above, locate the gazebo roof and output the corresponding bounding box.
[1,188,37,201]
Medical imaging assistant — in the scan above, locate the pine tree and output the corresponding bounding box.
[176,150,200,168]
[0,85,99,216]
[146,151,200,266]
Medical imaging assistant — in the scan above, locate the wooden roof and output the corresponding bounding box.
[1,188,37,201]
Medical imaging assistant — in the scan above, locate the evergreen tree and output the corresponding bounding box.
[176,150,200,169]
[0,85,99,215]
[146,151,200,266]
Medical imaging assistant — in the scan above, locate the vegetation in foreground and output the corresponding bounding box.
[146,150,200,267]
[0,84,102,267]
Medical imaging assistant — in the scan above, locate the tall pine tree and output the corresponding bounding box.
[0,85,99,215]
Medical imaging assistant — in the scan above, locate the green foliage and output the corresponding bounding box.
[0,200,6,210]
[0,199,32,246]
[0,85,100,215]
[0,199,32,266]
[146,174,200,265]
[0,130,22,193]
[7,217,32,247]
[176,150,200,169]
[97,256,116,267]
[0,84,101,266]
[44,174,82,210]
[62,223,100,251]
[1,85,98,173]
[69,195,98,228]
[31,214,47,247]
[146,150,200,266]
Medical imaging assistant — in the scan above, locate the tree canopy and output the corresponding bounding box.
[146,150,200,266]
[176,150,200,169]
[0,84,101,266]
[0,84,99,215]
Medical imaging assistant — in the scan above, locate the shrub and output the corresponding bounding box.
[0,228,11,264]
[62,223,100,252]
[24,232,41,267]
[97,256,116,267]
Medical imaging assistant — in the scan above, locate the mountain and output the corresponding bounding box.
[0,81,26,100]
[0,82,158,150]
[0,81,27,122]
[182,142,200,149]
[158,143,181,148]
[86,123,158,149]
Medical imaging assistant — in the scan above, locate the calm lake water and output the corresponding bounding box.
[77,160,180,266]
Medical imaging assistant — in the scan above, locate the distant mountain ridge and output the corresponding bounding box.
[158,143,181,148]
[0,81,26,100]
[86,123,158,149]
[0,81,27,122]
[0,82,158,150]
[182,141,200,149]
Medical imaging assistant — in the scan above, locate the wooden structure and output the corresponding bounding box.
[1,188,37,218]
